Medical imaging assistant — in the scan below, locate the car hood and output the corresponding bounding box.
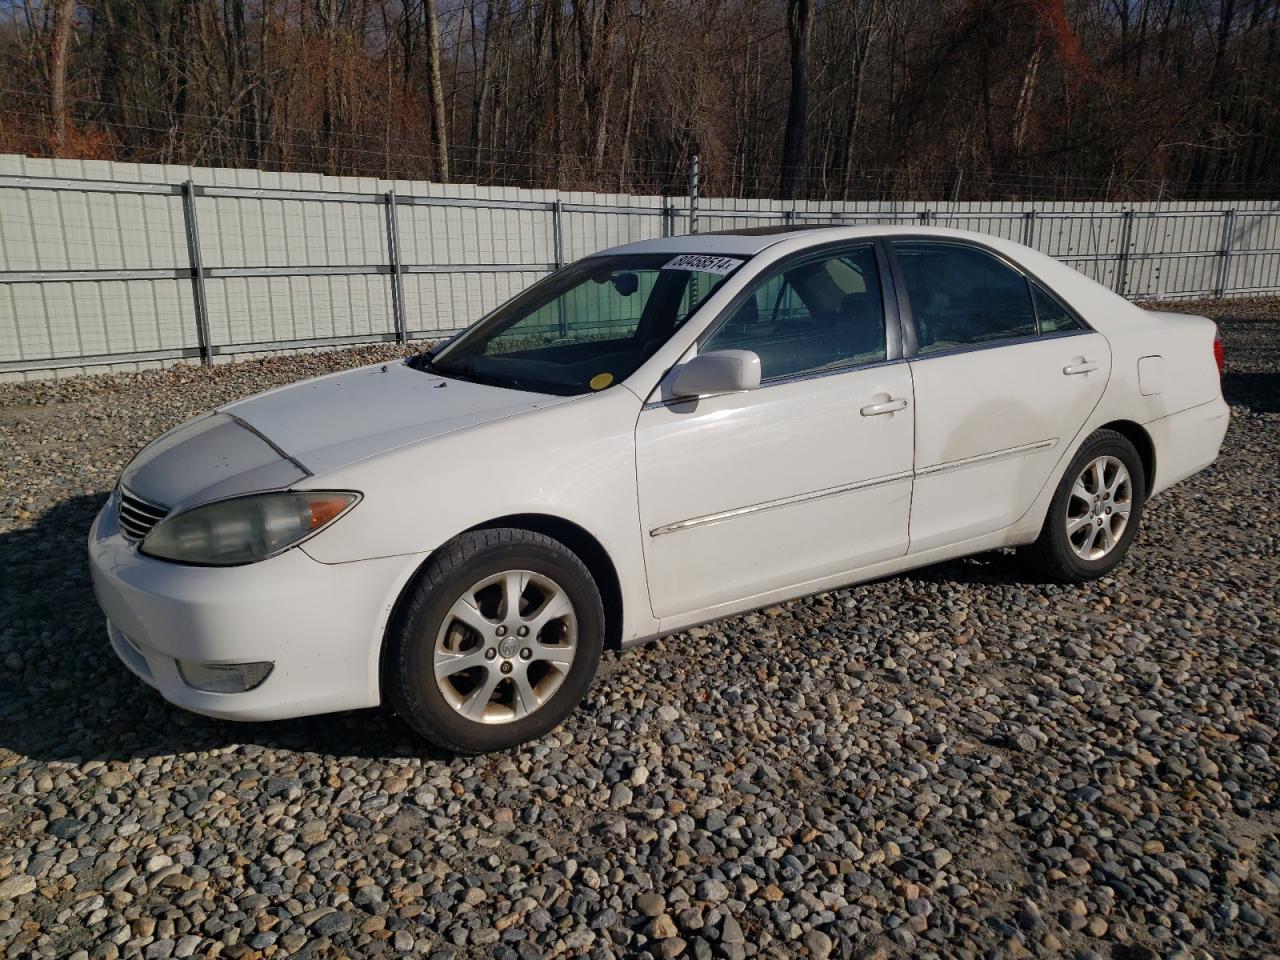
[221,361,569,475]
[120,413,310,512]
[122,362,568,511]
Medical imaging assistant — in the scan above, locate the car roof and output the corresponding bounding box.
[596,224,1007,258]
[595,224,1140,342]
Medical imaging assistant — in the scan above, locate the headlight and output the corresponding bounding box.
[141,491,359,566]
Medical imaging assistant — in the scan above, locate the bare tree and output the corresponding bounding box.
[425,0,450,180]
[4,0,1278,200]
[47,0,77,150]
[779,0,813,199]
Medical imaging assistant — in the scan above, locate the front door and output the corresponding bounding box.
[889,240,1112,552]
[635,243,915,621]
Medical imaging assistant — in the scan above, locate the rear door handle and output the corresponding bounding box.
[860,398,909,417]
[1063,360,1098,375]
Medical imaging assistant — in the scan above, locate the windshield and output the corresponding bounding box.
[422,253,746,395]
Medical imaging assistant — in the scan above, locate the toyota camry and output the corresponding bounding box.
[89,226,1230,752]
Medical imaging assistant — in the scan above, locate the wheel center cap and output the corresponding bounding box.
[498,636,518,659]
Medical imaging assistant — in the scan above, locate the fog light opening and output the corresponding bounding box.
[177,660,274,694]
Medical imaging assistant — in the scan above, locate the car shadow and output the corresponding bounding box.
[899,549,1056,589]
[1222,370,1280,414]
[0,495,452,765]
[0,496,1074,767]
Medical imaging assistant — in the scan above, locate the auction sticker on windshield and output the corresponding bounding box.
[663,254,743,275]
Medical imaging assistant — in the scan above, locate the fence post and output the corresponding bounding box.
[1215,209,1236,298]
[1022,209,1037,248]
[1115,209,1135,298]
[384,189,407,344]
[688,154,700,234]
[552,199,567,336]
[180,180,213,366]
[552,199,565,269]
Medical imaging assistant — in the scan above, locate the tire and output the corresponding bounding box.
[385,527,604,753]
[1021,428,1146,583]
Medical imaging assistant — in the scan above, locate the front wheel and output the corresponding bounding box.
[385,528,604,753]
[1021,429,1146,583]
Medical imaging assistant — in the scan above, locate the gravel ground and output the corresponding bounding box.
[0,301,1277,960]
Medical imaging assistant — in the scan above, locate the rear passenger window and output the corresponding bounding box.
[703,246,886,381]
[893,242,1037,353]
[1031,281,1080,334]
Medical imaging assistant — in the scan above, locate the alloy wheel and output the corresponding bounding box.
[433,570,578,724]
[1065,455,1133,561]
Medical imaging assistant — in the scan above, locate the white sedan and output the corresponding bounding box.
[89,226,1229,752]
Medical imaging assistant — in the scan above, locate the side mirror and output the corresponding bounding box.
[669,350,762,398]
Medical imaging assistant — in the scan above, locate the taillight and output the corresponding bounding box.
[1213,330,1224,376]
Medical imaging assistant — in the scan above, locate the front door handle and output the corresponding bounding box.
[1063,360,1098,375]
[860,398,909,417]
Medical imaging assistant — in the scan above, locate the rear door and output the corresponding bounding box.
[889,240,1111,552]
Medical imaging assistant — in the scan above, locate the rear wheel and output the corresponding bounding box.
[1022,429,1146,582]
[385,528,604,753]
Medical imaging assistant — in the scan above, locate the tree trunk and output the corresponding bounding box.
[379,0,394,177]
[425,0,450,181]
[1012,42,1044,157]
[1187,0,1235,196]
[314,0,339,174]
[492,3,513,160]
[48,0,77,151]
[619,3,646,189]
[402,0,417,87]
[229,0,259,165]
[1243,0,1278,180]
[842,0,884,201]
[572,0,614,172]
[548,2,566,185]
[471,0,495,170]
[779,0,813,200]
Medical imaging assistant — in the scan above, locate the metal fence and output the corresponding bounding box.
[1,154,1278,381]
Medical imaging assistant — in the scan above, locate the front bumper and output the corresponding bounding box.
[88,495,423,721]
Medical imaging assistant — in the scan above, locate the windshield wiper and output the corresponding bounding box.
[409,351,474,381]
[409,350,536,392]
[448,361,525,390]
[407,350,443,373]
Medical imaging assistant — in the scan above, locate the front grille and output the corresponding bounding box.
[117,488,169,542]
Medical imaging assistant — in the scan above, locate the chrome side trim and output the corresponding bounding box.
[642,357,908,410]
[649,470,913,537]
[915,438,1057,478]
[905,327,1093,364]
[649,438,1056,537]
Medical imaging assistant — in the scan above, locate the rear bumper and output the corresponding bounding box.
[1147,396,1231,497]
[88,496,424,721]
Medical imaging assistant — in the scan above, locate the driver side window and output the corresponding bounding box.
[702,246,887,381]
